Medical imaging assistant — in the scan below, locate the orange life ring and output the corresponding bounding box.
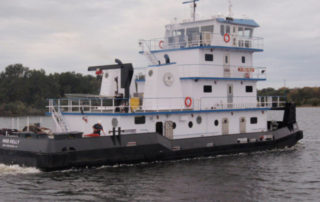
[224,33,230,43]
[185,97,192,107]
[159,40,164,49]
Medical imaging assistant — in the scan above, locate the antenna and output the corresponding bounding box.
[228,0,233,17]
[182,0,199,21]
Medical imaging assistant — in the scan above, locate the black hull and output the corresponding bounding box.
[0,127,303,171]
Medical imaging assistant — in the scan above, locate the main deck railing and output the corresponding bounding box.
[48,96,284,114]
[139,32,263,52]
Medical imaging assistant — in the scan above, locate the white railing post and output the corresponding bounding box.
[100,99,103,113]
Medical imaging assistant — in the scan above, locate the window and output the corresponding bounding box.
[174,29,185,37]
[203,85,212,93]
[214,120,219,126]
[246,86,253,93]
[226,25,230,34]
[187,27,200,42]
[238,27,244,36]
[225,55,229,64]
[205,54,213,61]
[244,28,253,37]
[196,116,202,124]
[250,117,258,124]
[135,116,145,124]
[188,121,193,128]
[220,25,225,36]
[228,85,233,94]
[201,25,214,33]
[242,56,246,63]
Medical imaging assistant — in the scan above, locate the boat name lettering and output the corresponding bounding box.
[2,138,20,145]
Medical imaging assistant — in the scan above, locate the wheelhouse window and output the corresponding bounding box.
[220,25,225,36]
[205,54,213,61]
[238,27,244,36]
[244,28,253,38]
[135,116,146,124]
[226,25,230,34]
[187,27,200,44]
[201,25,214,33]
[173,29,185,37]
[246,86,253,93]
[242,56,246,63]
[203,85,212,93]
[250,117,258,124]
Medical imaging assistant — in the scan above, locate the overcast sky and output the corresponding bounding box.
[0,0,319,89]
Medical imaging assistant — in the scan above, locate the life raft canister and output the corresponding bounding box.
[185,97,192,107]
[224,33,231,43]
[159,40,164,49]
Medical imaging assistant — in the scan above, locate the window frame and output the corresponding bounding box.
[205,54,214,61]
[242,56,246,63]
[203,85,212,93]
[245,85,253,93]
[134,116,146,124]
[250,117,258,124]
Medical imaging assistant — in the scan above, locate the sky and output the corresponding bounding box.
[0,0,319,89]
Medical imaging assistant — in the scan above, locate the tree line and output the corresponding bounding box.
[0,64,100,116]
[258,87,320,106]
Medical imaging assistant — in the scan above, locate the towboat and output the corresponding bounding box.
[0,1,303,171]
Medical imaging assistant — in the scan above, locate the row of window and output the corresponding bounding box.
[203,85,253,93]
[205,54,246,63]
[135,116,258,126]
[220,24,253,37]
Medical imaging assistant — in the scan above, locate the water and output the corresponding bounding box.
[0,108,319,201]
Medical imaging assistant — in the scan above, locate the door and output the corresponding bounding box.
[227,84,233,108]
[240,117,246,133]
[164,121,173,139]
[223,54,230,77]
[222,118,229,135]
[156,122,163,136]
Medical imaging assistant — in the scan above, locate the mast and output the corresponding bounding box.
[182,0,199,21]
[228,0,233,17]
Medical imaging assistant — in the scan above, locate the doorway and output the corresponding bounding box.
[156,122,163,136]
[227,84,233,108]
[240,117,246,133]
[223,54,230,77]
[222,118,229,135]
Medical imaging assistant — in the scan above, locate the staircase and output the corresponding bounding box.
[139,40,159,65]
[50,106,69,133]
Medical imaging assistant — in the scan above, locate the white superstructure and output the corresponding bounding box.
[48,1,284,139]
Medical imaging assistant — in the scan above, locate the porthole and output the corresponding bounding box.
[196,116,202,124]
[148,70,153,77]
[214,120,219,126]
[173,122,176,129]
[188,121,193,128]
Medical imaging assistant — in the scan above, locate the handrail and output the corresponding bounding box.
[139,32,264,52]
[47,96,285,114]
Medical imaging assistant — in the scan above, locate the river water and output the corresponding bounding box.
[0,108,319,201]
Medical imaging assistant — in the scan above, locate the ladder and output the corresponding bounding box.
[145,50,159,65]
[50,106,69,133]
[139,40,159,65]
